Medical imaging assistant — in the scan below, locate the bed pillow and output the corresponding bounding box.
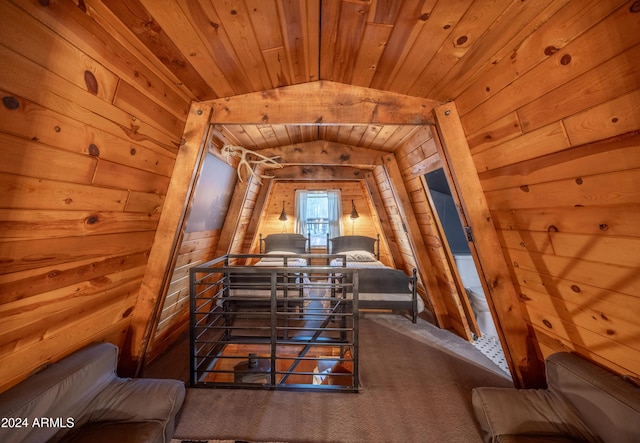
[345,250,377,262]
[260,251,297,262]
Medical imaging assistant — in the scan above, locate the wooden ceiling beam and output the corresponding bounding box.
[268,165,370,180]
[204,80,440,125]
[252,140,384,168]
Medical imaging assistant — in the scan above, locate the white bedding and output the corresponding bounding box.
[329,258,387,269]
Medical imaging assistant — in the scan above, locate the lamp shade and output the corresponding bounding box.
[350,200,359,219]
[278,201,287,221]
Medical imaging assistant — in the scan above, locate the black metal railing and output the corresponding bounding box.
[189,254,359,392]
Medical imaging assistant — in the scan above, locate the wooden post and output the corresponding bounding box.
[433,102,545,387]
[122,102,212,376]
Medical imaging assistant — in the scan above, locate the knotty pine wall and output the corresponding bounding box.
[0,1,192,392]
[149,230,219,362]
[253,180,393,264]
[451,1,640,377]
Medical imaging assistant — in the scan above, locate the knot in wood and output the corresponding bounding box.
[455,35,468,46]
[2,96,20,110]
[88,144,100,157]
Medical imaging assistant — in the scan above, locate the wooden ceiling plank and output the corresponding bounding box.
[387,0,474,95]
[205,81,439,125]
[319,0,341,81]
[351,23,393,87]
[329,0,370,83]
[247,0,285,50]
[142,0,249,96]
[207,0,275,92]
[452,0,605,117]
[434,0,569,103]
[273,0,315,84]
[406,0,513,98]
[175,0,255,95]
[103,0,218,100]
[370,0,437,90]
[305,0,321,81]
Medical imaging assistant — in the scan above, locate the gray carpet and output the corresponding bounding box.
[171,314,512,442]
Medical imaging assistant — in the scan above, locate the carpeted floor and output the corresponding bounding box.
[169,314,512,443]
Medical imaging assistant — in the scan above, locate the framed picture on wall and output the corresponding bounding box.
[184,154,237,233]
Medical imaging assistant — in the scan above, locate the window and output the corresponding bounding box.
[295,190,342,247]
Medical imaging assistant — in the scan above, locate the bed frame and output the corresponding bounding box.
[327,233,380,259]
[327,234,418,323]
[260,233,310,254]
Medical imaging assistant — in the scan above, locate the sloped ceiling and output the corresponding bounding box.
[102,0,546,154]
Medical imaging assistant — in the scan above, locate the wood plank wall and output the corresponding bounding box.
[0,1,191,392]
[452,1,640,377]
[148,229,219,361]
[254,180,392,263]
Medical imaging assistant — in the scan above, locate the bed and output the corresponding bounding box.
[326,235,421,323]
[226,233,311,313]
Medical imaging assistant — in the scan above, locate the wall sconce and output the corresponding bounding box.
[349,200,359,234]
[278,201,287,232]
[349,200,359,220]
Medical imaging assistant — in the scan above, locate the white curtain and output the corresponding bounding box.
[327,190,342,238]
[294,189,342,237]
[294,190,308,235]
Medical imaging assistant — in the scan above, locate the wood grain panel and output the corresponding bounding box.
[15,0,190,118]
[504,247,640,297]
[454,0,622,116]
[0,1,118,103]
[473,122,568,173]
[485,168,640,210]
[525,305,640,375]
[514,266,640,325]
[460,2,640,135]
[0,134,96,184]
[491,205,640,238]
[113,80,186,138]
[0,251,150,305]
[500,229,640,268]
[0,209,159,242]
[0,93,177,176]
[432,0,569,101]
[0,231,154,275]
[479,133,640,192]
[93,159,170,194]
[102,0,217,100]
[563,89,640,146]
[0,172,129,212]
[0,45,178,152]
[405,0,512,97]
[518,42,640,133]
